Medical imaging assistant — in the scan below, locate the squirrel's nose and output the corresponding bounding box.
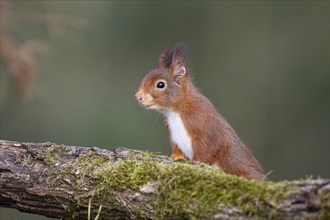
[135,93,142,101]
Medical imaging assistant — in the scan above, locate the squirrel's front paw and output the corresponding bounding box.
[171,152,186,160]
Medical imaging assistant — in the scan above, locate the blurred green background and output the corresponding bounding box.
[1,1,329,219]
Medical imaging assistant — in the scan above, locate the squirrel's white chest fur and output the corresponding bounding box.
[165,112,193,160]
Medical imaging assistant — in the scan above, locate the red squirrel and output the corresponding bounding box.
[135,43,266,181]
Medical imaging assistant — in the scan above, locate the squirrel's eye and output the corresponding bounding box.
[156,81,166,89]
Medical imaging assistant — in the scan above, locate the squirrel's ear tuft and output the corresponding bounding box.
[156,43,188,70]
[156,47,174,69]
[171,43,188,84]
[172,43,188,65]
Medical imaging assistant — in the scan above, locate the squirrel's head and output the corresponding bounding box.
[135,43,190,112]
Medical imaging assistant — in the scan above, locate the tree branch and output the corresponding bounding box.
[0,140,329,219]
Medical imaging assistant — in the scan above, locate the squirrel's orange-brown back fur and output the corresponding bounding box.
[135,43,266,181]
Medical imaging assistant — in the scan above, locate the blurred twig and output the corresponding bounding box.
[0,0,87,101]
[0,35,47,98]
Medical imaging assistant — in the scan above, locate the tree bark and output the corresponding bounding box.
[0,140,329,219]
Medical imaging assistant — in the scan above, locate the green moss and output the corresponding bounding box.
[97,156,159,192]
[94,154,162,218]
[38,148,324,219]
[15,153,33,167]
[135,150,169,160]
[155,162,287,219]
[92,153,289,219]
[54,152,111,217]
[319,186,330,218]
[66,152,110,175]
[37,144,69,164]
[16,144,69,168]
[63,152,110,196]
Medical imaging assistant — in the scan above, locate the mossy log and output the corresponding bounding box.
[0,140,329,219]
